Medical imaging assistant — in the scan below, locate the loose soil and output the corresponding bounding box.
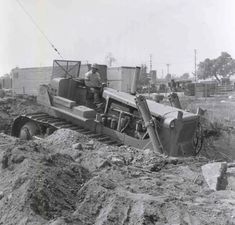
[0,96,42,134]
[0,95,234,224]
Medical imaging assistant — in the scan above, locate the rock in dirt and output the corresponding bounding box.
[46,129,82,149]
[202,162,228,191]
[177,165,198,180]
[227,167,235,191]
[0,191,4,200]
[1,151,9,169]
[110,156,125,166]
[72,143,83,150]
[228,162,235,168]
[12,154,26,164]
[86,140,94,150]
[48,217,67,225]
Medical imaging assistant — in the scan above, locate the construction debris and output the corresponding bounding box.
[201,162,227,191]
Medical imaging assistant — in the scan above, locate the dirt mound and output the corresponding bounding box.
[45,129,89,151]
[0,94,235,224]
[0,96,43,134]
[197,117,235,161]
[61,163,233,225]
[43,130,234,225]
[26,153,89,220]
[0,130,234,225]
[0,135,89,225]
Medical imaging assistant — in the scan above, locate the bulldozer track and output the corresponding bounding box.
[17,112,123,147]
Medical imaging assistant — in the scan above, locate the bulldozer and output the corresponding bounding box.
[11,60,202,157]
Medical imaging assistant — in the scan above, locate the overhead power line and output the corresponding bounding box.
[15,0,64,59]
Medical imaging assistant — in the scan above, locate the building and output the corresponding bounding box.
[10,63,107,96]
[107,66,137,92]
[11,66,52,95]
[0,74,12,89]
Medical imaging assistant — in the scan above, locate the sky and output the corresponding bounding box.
[0,0,235,77]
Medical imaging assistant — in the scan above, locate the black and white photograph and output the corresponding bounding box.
[0,0,235,224]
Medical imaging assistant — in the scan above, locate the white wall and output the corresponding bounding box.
[107,67,122,91]
[12,67,52,95]
[107,67,136,92]
[0,74,12,89]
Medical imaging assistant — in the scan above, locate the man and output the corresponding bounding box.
[84,64,103,106]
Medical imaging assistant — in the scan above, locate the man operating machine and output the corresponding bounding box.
[84,63,103,109]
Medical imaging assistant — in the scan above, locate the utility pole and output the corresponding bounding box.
[166,64,170,75]
[194,49,197,82]
[149,54,152,72]
[148,54,153,97]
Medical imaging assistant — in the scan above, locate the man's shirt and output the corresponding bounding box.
[84,71,101,88]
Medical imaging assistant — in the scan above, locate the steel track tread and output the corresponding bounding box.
[68,126,81,130]
[39,119,57,123]
[26,112,48,117]
[80,131,94,135]
[36,116,54,121]
[44,118,62,122]
[71,127,84,131]
[87,134,102,138]
[21,113,123,147]
[103,140,118,145]
[30,115,52,120]
[97,136,110,141]
[57,124,74,129]
[76,129,87,132]
[52,121,68,126]
[30,113,49,118]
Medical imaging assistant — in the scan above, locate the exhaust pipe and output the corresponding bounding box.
[130,67,140,95]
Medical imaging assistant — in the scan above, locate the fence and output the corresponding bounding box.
[184,83,234,97]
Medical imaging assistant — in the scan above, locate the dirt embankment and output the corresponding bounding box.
[0,130,234,225]
[0,133,89,225]
[0,95,234,224]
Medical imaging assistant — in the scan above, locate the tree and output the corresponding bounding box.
[197,58,214,80]
[165,73,172,81]
[105,52,116,67]
[180,73,190,80]
[197,52,235,82]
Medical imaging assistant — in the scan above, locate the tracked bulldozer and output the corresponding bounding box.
[11,60,202,157]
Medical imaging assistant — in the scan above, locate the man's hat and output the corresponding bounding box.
[91,63,99,69]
